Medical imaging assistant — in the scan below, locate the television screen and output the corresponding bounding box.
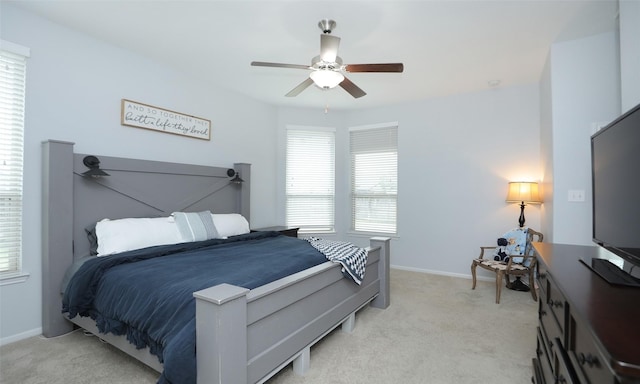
[591,102,640,284]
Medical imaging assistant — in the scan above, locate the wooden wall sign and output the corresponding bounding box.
[120,99,211,140]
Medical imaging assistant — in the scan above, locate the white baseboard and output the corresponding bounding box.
[1,327,42,347]
[390,265,495,282]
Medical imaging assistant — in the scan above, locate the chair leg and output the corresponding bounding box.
[495,271,503,304]
[471,261,477,290]
[529,272,538,301]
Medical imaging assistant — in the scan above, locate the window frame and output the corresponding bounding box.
[285,125,336,234]
[0,40,30,285]
[349,123,398,236]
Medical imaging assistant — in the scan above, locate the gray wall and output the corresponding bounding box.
[1,2,636,344]
[620,0,640,111]
[345,86,542,275]
[539,55,554,243]
[548,31,621,245]
[277,85,542,278]
[0,4,279,344]
[538,0,640,245]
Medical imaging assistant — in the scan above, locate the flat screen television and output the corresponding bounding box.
[588,102,640,287]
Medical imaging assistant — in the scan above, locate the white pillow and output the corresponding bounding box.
[211,213,250,238]
[95,217,182,256]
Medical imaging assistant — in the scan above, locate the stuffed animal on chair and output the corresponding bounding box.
[493,237,510,263]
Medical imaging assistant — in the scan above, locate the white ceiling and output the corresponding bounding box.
[10,0,619,111]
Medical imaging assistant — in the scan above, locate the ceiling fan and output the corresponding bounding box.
[251,19,404,99]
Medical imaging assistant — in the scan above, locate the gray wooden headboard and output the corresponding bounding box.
[41,140,251,337]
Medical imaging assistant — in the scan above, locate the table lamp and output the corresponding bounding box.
[506,181,542,227]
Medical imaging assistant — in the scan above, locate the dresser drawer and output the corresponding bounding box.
[537,262,550,298]
[540,295,563,355]
[555,338,580,384]
[533,358,546,384]
[545,277,566,337]
[536,327,554,384]
[570,315,615,384]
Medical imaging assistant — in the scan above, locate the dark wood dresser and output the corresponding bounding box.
[533,242,640,384]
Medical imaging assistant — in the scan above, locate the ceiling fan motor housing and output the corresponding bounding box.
[311,55,343,70]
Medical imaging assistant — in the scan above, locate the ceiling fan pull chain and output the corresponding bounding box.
[323,91,330,114]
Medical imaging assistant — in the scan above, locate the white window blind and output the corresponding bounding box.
[286,127,335,233]
[350,125,398,234]
[0,43,28,277]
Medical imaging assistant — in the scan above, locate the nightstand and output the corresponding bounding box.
[251,226,299,238]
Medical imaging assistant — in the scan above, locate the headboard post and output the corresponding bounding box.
[42,140,75,337]
[235,163,251,221]
[370,237,391,309]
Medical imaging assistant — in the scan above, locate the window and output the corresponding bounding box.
[286,127,335,233]
[350,124,398,234]
[1,41,29,280]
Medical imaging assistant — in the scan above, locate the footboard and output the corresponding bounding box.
[193,237,390,384]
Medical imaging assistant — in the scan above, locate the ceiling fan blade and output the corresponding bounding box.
[285,78,314,97]
[339,76,366,98]
[251,61,310,70]
[345,63,404,73]
[320,34,340,63]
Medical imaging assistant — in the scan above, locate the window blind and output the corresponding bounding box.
[0,44,28,276]
[286,127,335,233]
[350,125,398,234]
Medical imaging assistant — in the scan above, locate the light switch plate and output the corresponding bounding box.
[568,190,585,202]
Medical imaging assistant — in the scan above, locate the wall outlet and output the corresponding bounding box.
[568,190,585,202]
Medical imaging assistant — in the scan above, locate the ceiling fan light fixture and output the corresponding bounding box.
[309,70,344,89]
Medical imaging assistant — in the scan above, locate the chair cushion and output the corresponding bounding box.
[474,258,529,271]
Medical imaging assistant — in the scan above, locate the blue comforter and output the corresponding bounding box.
[62,231,326,384]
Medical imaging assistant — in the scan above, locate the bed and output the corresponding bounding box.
[41,140,391,384]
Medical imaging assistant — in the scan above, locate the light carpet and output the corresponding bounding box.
[0,270,537,384]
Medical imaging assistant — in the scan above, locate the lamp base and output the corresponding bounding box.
[509,277,530,292]
[518,201,526,228]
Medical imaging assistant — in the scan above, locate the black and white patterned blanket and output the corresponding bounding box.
[305,237,368,285]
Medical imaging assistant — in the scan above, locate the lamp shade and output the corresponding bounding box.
[309,70,344,89]
[506,182,542,204]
